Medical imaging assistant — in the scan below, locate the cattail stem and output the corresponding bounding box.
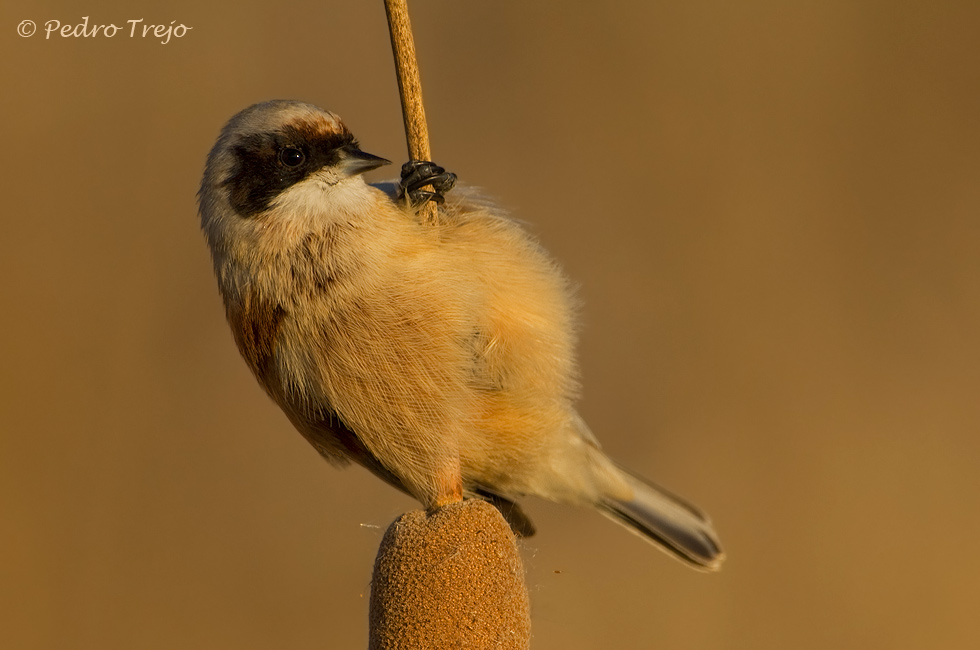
[383,0,439,226]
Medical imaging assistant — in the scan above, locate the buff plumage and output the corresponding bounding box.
[199,100,723,570]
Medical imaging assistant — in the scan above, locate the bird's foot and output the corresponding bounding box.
[398,160,457,207]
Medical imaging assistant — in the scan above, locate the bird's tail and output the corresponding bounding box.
[599,468,724,571]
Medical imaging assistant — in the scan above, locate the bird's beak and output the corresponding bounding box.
[341,146,391,176]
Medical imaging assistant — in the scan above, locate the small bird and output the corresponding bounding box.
[198,100,724,570]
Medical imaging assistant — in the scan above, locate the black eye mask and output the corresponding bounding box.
[224,125,357,219]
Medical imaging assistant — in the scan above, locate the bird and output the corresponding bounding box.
[198,99,724,571]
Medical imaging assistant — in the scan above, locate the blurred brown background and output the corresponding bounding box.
[2,1,978,648]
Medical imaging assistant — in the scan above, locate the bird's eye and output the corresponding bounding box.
[279,147,305,167]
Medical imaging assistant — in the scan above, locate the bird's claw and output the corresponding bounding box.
[398,160,457,207]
